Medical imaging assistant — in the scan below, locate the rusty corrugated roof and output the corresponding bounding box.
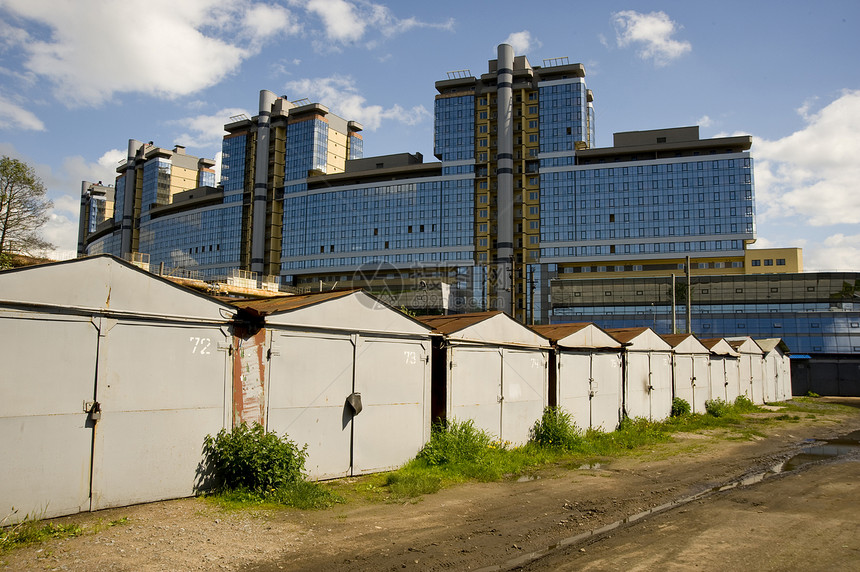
[604,327,650,344]
[531,322,593,342]
[226,289,360,316]
[660,333,697,348]
[416,311,504,334]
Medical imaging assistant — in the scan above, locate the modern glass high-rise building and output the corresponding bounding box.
[79,45,797,323]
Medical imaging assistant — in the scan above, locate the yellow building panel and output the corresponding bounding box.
[744,247,802,273]
[168,166,199,201]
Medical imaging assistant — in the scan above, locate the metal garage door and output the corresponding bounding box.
[558,352,591,431]
[0,313,98,521]
[590,353,622,432]
[91,321,230,509]
[501,349,546,445]
[267,332,355,480]
[449,346,503,439]
[352,337,429,474]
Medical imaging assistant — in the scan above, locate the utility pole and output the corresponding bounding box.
[529,265,536,325]
[671,273,677,334]
[686,255,692,334]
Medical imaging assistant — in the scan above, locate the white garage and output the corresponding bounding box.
[420,312,550,446]
[701,338,740,403]
[0,256,234,523]
[606,328,673,422]
[534,323,624,432]
[232,290,433,480]
[727,337,765,404]
[662,334,711,414]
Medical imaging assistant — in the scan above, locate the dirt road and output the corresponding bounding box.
[3,398,859,571]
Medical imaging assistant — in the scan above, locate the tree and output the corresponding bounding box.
[0,156,55,264]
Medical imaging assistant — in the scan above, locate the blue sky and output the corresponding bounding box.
[1,0,859,270]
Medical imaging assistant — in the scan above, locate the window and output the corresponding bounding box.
[752,259,761,266]
[777,259,786,265]
[764,259,774,266]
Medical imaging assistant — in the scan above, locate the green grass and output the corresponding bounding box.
[204,480,344,511]
[0,513,128,555]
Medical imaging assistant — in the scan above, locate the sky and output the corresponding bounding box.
[1,0,859,271]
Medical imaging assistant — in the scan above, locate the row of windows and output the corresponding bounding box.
[751,259,786,266]
[541,240,745,258]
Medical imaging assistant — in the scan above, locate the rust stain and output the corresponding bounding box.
[232,327,267,427]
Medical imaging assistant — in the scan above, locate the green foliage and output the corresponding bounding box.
[418,419,495,466]
[385,468,444,497]
[705,398,732,418]
[209,481,343,511]
[806,390,820,398]
[733,395,759,413]
[203,423,307,493]
[531,407,583,450]
[671,397,691,417]
[202,423,342,510]
[0,514,84,554]
[0,156,54,257]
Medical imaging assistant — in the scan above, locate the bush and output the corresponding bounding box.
[418,419,494,466]
[203,422,307,492]
[705,398,731,418]
[671,397,691,417]
[531,407,582,450]
[733,395,758,413]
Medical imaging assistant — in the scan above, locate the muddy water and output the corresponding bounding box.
[478,430,860,572]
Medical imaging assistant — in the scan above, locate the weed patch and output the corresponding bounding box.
[671,398,691,417]
[202,422,341,510]
[0,510,119,554]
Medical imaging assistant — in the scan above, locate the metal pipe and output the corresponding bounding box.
[251,90,277,274]
[496,44,514,316]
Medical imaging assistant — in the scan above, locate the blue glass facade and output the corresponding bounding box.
[198,170,216,187]
[113,175,126,223]
[349,133,363,159]
[434,95,474,162]
[220,134,247,193]
[285,118,328,180]
[140,158,171,220]
[138,204,243,278]
[539,79,589,152]
[86,232,121,256]
[280,177,473,278]
[539,156,755,262]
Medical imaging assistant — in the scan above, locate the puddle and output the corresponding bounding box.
[477,430,860,572]
[516,475,539,482]
[780,429,860,472]
[578,463,604,470]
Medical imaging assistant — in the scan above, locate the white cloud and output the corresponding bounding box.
[697,115,713,128]
[0,0,299,106]
[502,31,541,55]
[0,94,45,131]
[753,90,860,226]
[286,75,430,131]
[42,204,79,260]
[612,10,691,66]
[303,0,453,49]
[169,108,250,149]
[306,0,366,42]
[61,149,125,187]
[804,233,860,271]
